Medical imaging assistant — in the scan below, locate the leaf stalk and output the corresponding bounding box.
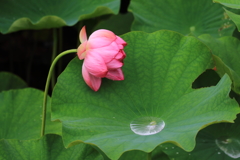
[41,49,77,137]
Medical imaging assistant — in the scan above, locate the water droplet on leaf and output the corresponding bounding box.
[130,117,165,136]
[190,26,195,32]
[215,137,240,158]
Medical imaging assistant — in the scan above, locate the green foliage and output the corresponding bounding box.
[161,115,240,159]
[0,72,27,92]
[93,12,134,35]
[0,0,120,34]
[51,30,239,160]
[118,149,170,160]
[0,134,103,160]
[214,0,240,31]
[199,34,240,94]
[225,9,240,32]
[129,0,235,37]
[0,88,61,140]
[1,0,240,159]
[213,0,240,9]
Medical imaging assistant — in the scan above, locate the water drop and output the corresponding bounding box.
[215,137,240,158]
[130,117,165,136]
[172,146,175,149]
[165,147,168,149]
[113,117,115,119]
[190,26,195,32]
[176,152,179,154]
[189,153,191,155]
[218,152,221,154]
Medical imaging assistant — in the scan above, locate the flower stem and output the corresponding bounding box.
[41,49,77,137]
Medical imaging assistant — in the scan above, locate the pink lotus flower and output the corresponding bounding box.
[77,26,127,91]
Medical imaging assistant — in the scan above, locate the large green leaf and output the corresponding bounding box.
[0,88,61,140]
[0,0,119,34]
[0,134,103,160]
[51,30,240,160]
[0,72,27,92]
[199,34,240,94]
[162,115,240,159]
[129,0,235,37]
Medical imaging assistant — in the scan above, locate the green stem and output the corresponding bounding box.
[147,152,152,160]
[41,49,77,137]
[51,28,58,90]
